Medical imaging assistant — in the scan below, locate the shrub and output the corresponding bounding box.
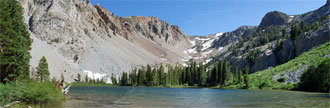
[298,58,330,92]
[51,38,61,43]
[258,80,272,89]
[0,82,25,105]
[21,81,65,104]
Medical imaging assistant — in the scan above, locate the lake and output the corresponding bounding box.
[57,86,329,108]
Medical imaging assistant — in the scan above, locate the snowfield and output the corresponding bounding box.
[201,39,215,51]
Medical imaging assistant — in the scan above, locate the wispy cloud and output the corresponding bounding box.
[181,0,239,25]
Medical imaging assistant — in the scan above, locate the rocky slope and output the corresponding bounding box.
[19,0,192,82]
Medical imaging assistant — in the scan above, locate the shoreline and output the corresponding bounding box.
[70,84,329,94]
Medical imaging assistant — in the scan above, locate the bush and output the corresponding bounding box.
[258,80,272,89]
[0,82,25,105]
[298,58,330,92]
[21,81,65,104]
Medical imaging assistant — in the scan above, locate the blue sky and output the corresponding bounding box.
[89,0,326,36]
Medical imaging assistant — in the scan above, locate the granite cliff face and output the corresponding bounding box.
[19,0,192,82]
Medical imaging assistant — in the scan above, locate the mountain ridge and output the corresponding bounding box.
[18,0,329,82]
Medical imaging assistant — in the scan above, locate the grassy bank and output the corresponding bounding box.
[0,80,65,106]
[246,42,330,90]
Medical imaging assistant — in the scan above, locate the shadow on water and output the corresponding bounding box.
[310,94,330,98]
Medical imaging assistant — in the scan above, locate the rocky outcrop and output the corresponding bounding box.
[259,11,290,29]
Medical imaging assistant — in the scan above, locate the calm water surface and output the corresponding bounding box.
[57,86,329,108]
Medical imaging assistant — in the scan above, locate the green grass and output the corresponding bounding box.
[248,42,330,89]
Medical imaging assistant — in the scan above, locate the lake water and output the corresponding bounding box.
[58,86,329,108]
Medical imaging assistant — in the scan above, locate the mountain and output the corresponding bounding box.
[198,0,329,77]
[19,0,193,82]
[18,0,329,83]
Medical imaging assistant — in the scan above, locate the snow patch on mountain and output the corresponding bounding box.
[185,47,198,54]
[189,40,196,46]
[201,39,215,51]
[84,70,106,80]
[203,58,212,65]
[215,32,223,37]
[218,47,223,51]
[195,37,211,41]
[202,50,213,57]
[179,58,189,62]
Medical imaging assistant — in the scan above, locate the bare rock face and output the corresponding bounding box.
[212,26,256,47]
[275,39,296,64]
[296,23,330,56]
[251,51,278,73]
[19,0,192,82]
[259,11,290,29]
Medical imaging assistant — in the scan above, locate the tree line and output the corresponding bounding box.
[116,61,250,89]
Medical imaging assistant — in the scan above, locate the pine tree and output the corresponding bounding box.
[111,73,117,85]
[211,63,218,86]
[146,64,152,85]
[222,61,230,86]
[120,72,128,86]
[152,67,158,86]
[239,69,243,88]
[159,64,165,85]
[85,74,89,83]
[244,66,250,89]
[77,73,81,82]
[138,67,146,85]
[36,56,50,82]
[0,0,32,83]
[233,67,239,84]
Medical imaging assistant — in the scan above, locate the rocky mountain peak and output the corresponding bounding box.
[259,11,290,29]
